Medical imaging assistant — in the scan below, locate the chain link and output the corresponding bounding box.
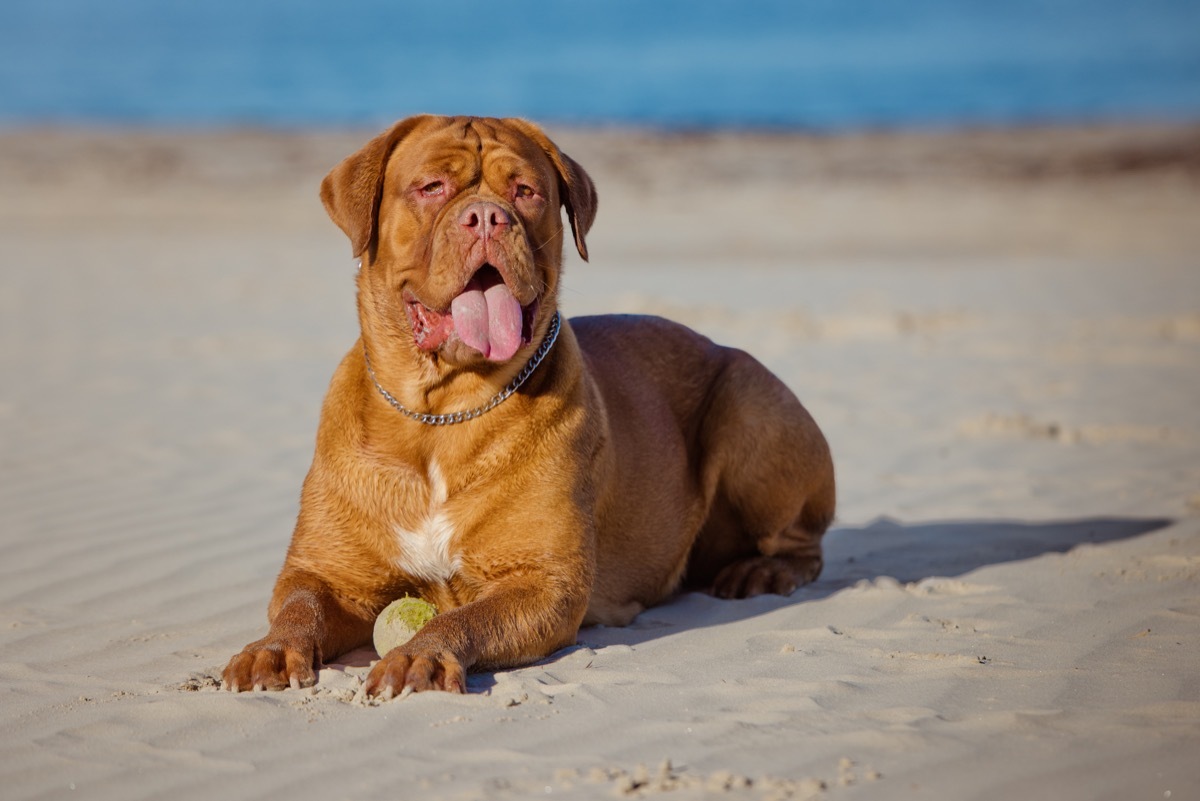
[363,311,561,426]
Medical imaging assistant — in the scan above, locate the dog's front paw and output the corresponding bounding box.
[222,636,318,692]
[365,648,466,697]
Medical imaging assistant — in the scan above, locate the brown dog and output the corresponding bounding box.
[222,115,835,696]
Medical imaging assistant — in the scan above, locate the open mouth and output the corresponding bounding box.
[405,265,537,363]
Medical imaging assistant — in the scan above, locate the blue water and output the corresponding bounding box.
[2,0,1198,129]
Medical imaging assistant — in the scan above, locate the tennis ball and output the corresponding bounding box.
[373,596,438,657]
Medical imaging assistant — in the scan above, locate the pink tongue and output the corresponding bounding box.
[449,280,524,362]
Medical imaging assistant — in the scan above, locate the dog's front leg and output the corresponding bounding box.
[222,570,374,692]
[364,577,584,697]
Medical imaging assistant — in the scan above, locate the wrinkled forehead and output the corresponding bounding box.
[385,116,556,185]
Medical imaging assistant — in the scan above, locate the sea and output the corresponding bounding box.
[2,0,1199,130]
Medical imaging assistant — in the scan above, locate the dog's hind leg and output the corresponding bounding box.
[686,349,835,599]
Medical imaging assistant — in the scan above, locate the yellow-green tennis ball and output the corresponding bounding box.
[373,597,438,657]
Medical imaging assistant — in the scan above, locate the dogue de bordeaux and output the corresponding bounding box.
[222,115,835,697]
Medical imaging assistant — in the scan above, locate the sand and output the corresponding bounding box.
[1,122,1198,800]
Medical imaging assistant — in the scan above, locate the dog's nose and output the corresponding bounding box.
[459,201,511,239]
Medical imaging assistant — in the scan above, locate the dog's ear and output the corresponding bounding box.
[320,115,431,257]
[504,119,598,262]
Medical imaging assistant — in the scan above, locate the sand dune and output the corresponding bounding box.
[1,124,1198,800]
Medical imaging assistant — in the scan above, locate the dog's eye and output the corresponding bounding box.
[420,181,445,197]
[515,184,536,199]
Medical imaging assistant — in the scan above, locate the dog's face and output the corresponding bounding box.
[321,116,596,367]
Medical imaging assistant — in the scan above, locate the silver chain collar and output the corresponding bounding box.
[363,311,561,426]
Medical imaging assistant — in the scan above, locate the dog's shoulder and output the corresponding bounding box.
[571,312,714,350]
[311,343,371,445]
[571,313,729,375]
[568,313,734,427]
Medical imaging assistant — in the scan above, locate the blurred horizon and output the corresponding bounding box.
[2,0,1199,131]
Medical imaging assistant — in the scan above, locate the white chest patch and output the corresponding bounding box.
[392,460,461,583]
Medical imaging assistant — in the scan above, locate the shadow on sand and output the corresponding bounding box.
[564,515,1174,654]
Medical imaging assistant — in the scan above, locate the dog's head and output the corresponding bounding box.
[321,115,596,367]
